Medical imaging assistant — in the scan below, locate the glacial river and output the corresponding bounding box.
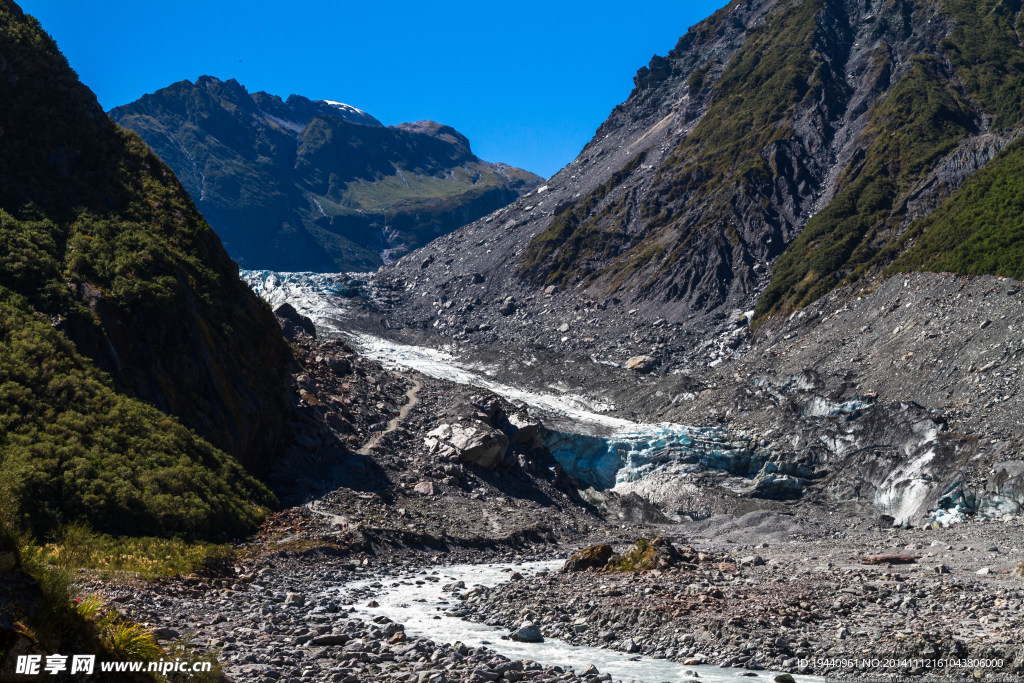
[338,560,821,683]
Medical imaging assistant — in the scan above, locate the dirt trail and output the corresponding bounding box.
[358,375,422,456]
[305,374,422,526]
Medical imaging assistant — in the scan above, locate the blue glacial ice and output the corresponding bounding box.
[543,424,767,491]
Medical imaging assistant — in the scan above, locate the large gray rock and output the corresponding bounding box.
[507,411,543,446]
[752,472,804,499]
[509,621,543,643]
[425,422,509,469]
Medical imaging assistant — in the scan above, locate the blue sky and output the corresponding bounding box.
[20,1,728,179]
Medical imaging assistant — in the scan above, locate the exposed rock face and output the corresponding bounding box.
[413,481,438,496]
[110,77,542,271]
[425,422,510,469]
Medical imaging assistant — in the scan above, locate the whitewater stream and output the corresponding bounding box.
[337,561,821,683]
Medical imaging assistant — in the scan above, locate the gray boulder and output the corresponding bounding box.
[509,621,543,643]
[425,422,509,469]
[751,472,804,499]
[507,411,543,446]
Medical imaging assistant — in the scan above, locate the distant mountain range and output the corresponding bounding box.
[110,77,542,272]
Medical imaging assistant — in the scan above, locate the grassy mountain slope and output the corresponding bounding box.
[757,0,1024,318]
[0,289,272,539]
[888,135,1024,279]
[512,0,1024,327]
[0,0,288,539]
[756,54,977,316]
[111,80,542,271]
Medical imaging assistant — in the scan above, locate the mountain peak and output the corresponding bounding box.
[320,99,380,126]
[396,120,472,153]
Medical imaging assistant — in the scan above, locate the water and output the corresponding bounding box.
[336,561,821,683]
[348,332,629,432]
[247,272,821,681]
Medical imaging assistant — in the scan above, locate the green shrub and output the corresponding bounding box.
[104,622,162,661]
[0,288,273,541]
[606,538,657,572]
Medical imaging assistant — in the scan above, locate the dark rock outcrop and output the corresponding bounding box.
[275,302,317,340]
[560,543,614,572]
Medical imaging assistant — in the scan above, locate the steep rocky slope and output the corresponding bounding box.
[0,0,290,537]
[380,0,1024,339]
[110,77,542,271]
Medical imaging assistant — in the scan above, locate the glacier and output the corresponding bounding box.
[241,269,783,503]
[543,424,766,492]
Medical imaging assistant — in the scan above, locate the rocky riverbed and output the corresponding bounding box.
[71,277,1024,683]
[87,552,614,683]
[455,516,1024,681]
[83,506,1024,683]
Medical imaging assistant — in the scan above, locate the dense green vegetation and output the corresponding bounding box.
[1,518,218,679]
[0,288,273,539]
[756,56,976,317]
[940,0,1024,130]
[605,538,659,572]
[889,136,1024,279]
[0,0,290,546]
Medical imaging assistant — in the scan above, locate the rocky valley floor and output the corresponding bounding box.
[87,508,1024,683]
[72,271,1024,683]
[76,325,1023,683]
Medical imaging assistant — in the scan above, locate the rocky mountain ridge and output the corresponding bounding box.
[379,0,1024,340]
[110,77,543,272]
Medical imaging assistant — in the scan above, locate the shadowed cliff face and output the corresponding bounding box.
[0,1,291,475]
[380,0,1024,338]
[110,78,542,272]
